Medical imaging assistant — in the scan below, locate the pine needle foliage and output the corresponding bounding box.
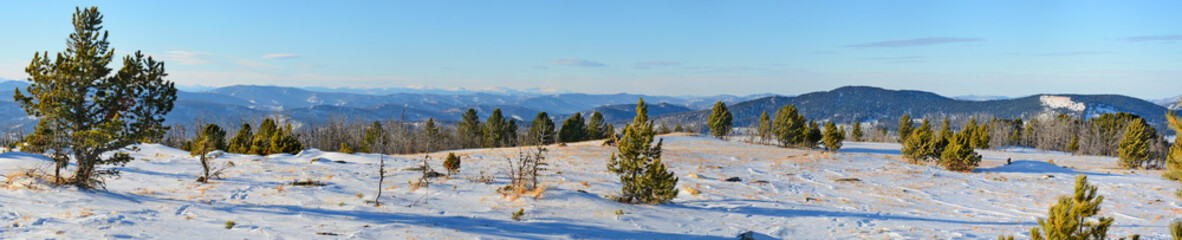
[772,104,807,147]
[529,112,557,145]
[1117,118,1151,169]
[559,112,587,143]
[607,98,678,204]
[458,108,482,148]
[362,121,387,153]
[898,114,914,143]
[1170,220,1181,240]
[443,152,461,176]
[191,124,227,183]
[805,121,823,149]
[1030,175,1114,240]
[757,111,773,144]
[1165,103,1182,181]
[822,122,844,152]
[850,120,863,142]
[227,123,252,154]
[902,119,935,163]
[939,127,982,172]
[586,111,610,140]
[14,7,178,188]
[706,101,733,139]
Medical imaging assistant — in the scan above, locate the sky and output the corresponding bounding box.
[0,1,1180,99]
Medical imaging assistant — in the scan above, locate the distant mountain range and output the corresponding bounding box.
[0,81,767,130]
[1152,95,1182,110]
[656,86,1175,134]
[0,81,1175,135]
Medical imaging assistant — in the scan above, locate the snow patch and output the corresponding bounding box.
[1040,95,1085,111]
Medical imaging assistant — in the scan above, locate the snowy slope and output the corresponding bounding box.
[0,135,1179,239]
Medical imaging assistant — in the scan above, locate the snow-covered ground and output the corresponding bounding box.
[1,134,1179,239]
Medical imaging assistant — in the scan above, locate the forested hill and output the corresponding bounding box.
[655,86,1174,134]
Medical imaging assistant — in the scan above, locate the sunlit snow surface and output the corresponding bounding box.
[0,135,1178,239]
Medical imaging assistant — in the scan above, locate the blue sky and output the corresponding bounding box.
[0,1,1179,98]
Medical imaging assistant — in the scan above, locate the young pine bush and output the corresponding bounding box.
[706,101,732,139]
[939,130,982,172]
[1029,175,1114,240]
[191,124,228,183]
[901,119,935,164]
[607,98,678,204]
[1164,106,1182,181]
[1117,118,1151,169]
[443,152,461,176]
[1171,220,1181,240]
[821,122,843,152]
[338,143,354,154]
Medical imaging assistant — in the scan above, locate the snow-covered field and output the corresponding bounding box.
[1,134,1179,239]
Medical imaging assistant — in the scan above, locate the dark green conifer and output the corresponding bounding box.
[758,111,772,143]
[850,120,863,142]
[362,121,387,153]
[706,101,733,139]
[529,112,557,144]
[458,108,482,148]
[1030,175,1114,240]
[939,125,982,172]
[249,118,278,155]
[586,111,609,140]
[805,121,822,148]
[898,114,914,143]
[607,98,678,204]
[1117,118,1151,169]
[822,122,843,152]
[483,109,510,148]
[902,119,934,163]
[227,123,252,154]
[191,124,227,183]
[13,7,178,187]
[559,113,587,143]
[443,152,461,176]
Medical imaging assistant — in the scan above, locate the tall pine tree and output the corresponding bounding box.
[850,120,863,142]
[902,119,935,163]
[1117,118,1151,169]
[559,113,587,143]
[227,123,252,154]
[822,122,844,152]
[529,112,557,145]
[362,121,387,153]
[191,124,226,183]
[898,114,914,143]
[14,7,178,187]
[757,111,772,144]
[1030,175,1114,240]
[607,98,678,204]
[772,105,807,147]
[586,111,609,140]
[458,108,482,148]
[483,108,510,148]
[706,101,733,139]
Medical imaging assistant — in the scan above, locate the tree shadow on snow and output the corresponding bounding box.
[668,199,1034,227]
[219,203,725,239]
[973,160,1112,176]
[837,147,901,156]
[88,190,723,239]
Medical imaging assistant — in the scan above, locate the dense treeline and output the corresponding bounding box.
[158,108,618,156]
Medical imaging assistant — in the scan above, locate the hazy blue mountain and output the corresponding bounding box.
[656,86,1173,134]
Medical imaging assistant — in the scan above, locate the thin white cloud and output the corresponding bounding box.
[156,51,217,65]
[551,58,606,67]
[633,61,681,69]
[262,53,301,60]
[846,37,981,48]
